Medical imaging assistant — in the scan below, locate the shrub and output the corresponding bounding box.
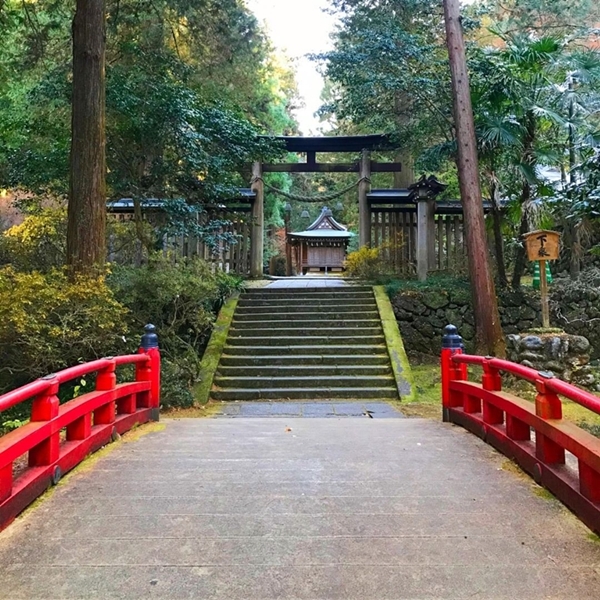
[109,256,242,408]
[344,245,397,283]
[0,267,130,419]
[0,207,67,272]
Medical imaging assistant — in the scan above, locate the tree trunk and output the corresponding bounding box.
[443,0,505,357]
[67,0,107,275]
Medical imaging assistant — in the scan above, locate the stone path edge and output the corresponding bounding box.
[193,292,239,405]
[373,286,415,401]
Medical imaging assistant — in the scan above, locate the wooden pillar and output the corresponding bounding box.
[359,149,371,248]
[427,199,437,270]
[250,162,264,278]
[417,197,432,282]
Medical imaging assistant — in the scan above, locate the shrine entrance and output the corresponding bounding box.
[249,135,457,281]
[249,135,402,277]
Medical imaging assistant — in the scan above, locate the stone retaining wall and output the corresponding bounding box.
[390,284,600,359]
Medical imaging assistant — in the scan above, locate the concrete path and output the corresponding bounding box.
[214,400,404,419]
[1,417,599,599]
[212,400,403,418]
[266,278,348,288]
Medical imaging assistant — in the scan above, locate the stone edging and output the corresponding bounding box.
[373,286,415,402]
[193,293,240,405]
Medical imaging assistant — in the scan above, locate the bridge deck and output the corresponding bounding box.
[0,417,599,599]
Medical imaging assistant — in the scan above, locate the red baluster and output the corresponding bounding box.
[29,376,60,467]
[482,359,503,425]
[93,359,116,426]
[535,373,565,465]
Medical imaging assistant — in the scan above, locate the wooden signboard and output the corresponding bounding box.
[523,230,561,329]
[523,230,560,261]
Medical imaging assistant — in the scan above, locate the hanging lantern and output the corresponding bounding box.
[301,209,310,219]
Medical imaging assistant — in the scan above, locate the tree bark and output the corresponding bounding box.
[443,0,506,356]
[67,0,107,275]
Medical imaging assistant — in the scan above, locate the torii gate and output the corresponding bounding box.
[249,135,445,280]
[249,135,403,277]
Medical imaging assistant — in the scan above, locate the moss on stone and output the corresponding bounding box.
[193,293,239,405]
[374,286,415,402]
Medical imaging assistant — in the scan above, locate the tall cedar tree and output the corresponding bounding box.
[67,0,106,274]
[443,0,505,356]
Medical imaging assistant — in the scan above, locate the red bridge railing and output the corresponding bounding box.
[441,324,600,534]
[0,325,161,531]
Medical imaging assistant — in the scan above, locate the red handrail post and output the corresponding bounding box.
[535,373,565,465]
[482,359,503,425]
[579,462,600,503]
[29,376,60,467]
[136,324,160,421]
[92,358,117,427]
[441,325,465,421]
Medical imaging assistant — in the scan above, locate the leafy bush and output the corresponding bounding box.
[0,207,67,272]
[344,245,397,283]
[0,267,130,420]
[109,256,243,408]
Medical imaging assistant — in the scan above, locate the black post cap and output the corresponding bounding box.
[442,324,464,350]
[141,324,159,350]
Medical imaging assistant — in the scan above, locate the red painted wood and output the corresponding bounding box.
[0,348,160,531]
[445,353,600,533]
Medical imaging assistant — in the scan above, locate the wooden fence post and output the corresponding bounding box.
[250,162,264,278]
[358,150,371,248]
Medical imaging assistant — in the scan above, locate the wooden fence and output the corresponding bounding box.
[108,209,253,275]
[370,209,467,275]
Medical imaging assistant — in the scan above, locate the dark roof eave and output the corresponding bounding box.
[262,135,397,153]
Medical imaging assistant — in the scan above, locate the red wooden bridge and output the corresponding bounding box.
[0,325,599,598]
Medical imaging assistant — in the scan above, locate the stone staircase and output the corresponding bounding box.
[211,286,399,401]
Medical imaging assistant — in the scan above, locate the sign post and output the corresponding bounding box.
[523,230,561,329]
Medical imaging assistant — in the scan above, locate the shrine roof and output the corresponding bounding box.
[289,206,355,239]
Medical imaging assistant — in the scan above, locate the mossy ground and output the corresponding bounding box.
[408,360,600,433]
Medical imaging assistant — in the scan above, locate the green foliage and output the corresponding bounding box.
[318,0,452,157]
[0,0,296,203]
[1,418,26,436]
[0,267,130,402]
[385,275,471,298]
[109,256,243,408]
[0,206,67,271]
[344,246,397,283]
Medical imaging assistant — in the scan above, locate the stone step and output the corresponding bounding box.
[217,365,392,377]
[228,326,383,338]
[222,344,387,356]
[230,319,383,330]
[240,290,374,299]
[226,335,386,347]
[243,286,373,295]
[236,302,377,316]
[210,387,399,401]
[219,354,391,367]
[240,291,374,302]
[237,295,374,306]
[214,375,396,390]
[238,299,377,312]
[233,311,380,322]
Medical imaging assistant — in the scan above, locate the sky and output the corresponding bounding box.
[246,0,339,134]
[246,1,477,134]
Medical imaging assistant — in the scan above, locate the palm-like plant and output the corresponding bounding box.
[471,34,600,287]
